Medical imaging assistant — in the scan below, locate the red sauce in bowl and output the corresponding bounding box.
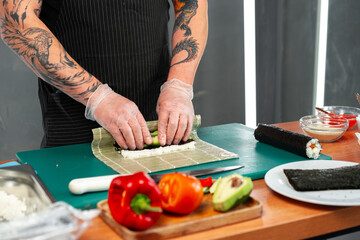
[329,113,357,129]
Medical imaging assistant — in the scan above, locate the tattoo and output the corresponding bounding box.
[173,0,198,37]
[34,0,42,17]
[0,0,99,102]
[171,0,200,67]
[170,37,199,67]
[77,82,101,100]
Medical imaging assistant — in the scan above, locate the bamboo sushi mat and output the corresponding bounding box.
[91,115,239,174]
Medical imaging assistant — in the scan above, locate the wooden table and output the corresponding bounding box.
[78,121,360,239]
[76,121,360,239]
[4,121,360,239]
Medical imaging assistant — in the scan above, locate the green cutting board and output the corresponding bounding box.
[16,123,331,209]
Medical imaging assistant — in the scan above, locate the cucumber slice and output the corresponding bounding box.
[150,130,158,137]
[114,130,191,150]
[151,135,160,147]
[212,173,253,212]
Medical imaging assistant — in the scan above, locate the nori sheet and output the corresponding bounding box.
[254,123,314,158]
[284,164,360,191]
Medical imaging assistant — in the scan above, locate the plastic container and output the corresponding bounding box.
[0,169,52,222]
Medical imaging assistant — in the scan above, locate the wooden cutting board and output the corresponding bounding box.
[97,194,262,240]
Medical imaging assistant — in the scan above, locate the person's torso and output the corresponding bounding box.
[38,0,170,147]
[40,0,171,96]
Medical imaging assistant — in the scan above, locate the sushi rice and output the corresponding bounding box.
[120,141,196,159]
[0,191,26,222]
[306,139,322,159]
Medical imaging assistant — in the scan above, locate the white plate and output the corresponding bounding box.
[264,160,360,206]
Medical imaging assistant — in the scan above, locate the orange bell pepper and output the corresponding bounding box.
[158,172,203,215]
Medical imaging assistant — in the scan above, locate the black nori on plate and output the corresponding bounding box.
[254,123,315,158]
[284,164,360,191]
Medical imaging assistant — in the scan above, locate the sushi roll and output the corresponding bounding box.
[254,123,322,159]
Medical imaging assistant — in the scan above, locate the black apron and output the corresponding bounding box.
[39,0,170,148]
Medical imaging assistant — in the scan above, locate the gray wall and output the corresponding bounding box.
[2,0,360,161]
[256,0,318,124]
[0,0,245,160]
[256,0,360,125]
[325,0,360,106]
[194,0,245,126]
[0,44,43,161]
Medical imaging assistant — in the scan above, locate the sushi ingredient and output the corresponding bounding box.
[199,177,213,187]
[212,174,253,212]
[114,130,192,151]
[0,191,27,222]
[114,130,195,159]
[209,177,221,194]
[158,172,203,215]
[316,107,357,129]
[254,123,322,159]
[305,139,322,159]
[302,125,346,142]
[119,141,196,159]
[301,115,348,143]
[149,131,160,147]
[199,177,213,194]
[108,172,162,231]
[284,164,360,191]
[345,115,358,129]
[203,186,211,194]
[334,114,357,129]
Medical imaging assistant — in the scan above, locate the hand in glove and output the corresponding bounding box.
[85,84,152,150]
[156,79,194,146]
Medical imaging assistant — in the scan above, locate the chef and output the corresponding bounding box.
[0,0,208,150]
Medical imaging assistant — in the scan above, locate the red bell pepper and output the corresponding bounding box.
[158,172,203,215]
[199,176,213,187]
[108,172,162,231]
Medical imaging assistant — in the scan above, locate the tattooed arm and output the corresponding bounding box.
[0,0,100,104]
[0,0,152,150]
[169,0,208,84]
[156,0,208,145]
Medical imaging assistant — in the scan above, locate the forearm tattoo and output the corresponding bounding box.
[0,0,100,102]
[171,0,200,67]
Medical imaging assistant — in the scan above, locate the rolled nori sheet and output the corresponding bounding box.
[284,164,360,191]
[254,123,317,158]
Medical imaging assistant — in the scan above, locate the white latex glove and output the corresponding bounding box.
[85,84,152,150]
[156,79,194,145]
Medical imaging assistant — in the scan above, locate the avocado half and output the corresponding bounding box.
[212,173,253,212]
